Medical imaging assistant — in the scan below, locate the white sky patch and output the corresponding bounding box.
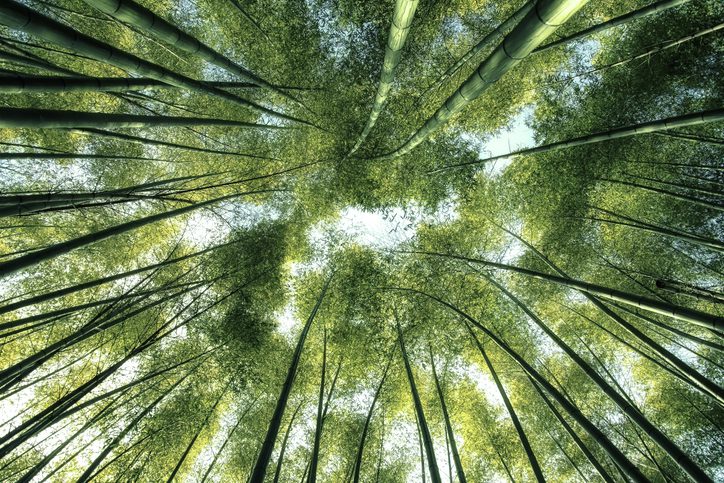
[183,200,282,248]
[462,105,536,178]
[275,297,299,339]
[331,199,459,251]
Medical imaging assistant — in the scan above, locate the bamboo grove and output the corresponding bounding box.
[0,0,722,481]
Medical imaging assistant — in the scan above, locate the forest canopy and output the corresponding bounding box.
[0,0,722,481]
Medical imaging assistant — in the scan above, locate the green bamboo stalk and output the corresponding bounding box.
[166,383,229,482]
[347,0,419,155]
[73,128,275,160]
[466,324,545,482]
[83,0,299,105]
[428,347,467,483]
[0,74,168,92]
[396,320,442,483]
[527,374,616,483]
[0,74,295,93]
[371,0,588,160]
[489,225,724,403]
[484,275,715,480]
[599,177,723,212]
[404,250,723,330]
[0,107,285,129]
[534,0,691,52]
[0,189,277,279]
[387,287,647,482]
[250,274,333,482]
[308,328,327,483]
[272,401,304,483]
[412,0,535,112]
[352,358,391,483]
[0,1,309,125]
[535,22,724,95]
[432,108,724,172]
[587,206,724,253]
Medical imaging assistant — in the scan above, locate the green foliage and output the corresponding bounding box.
[0,0,722,481]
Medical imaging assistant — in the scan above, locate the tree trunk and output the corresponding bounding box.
[0,239,235,316]
[76,371,192,483]
[73,128,276,160]
[352,357,391,483]
[166,383,229,482]
[412,1,535,112]
[484,274,714,481]
[250,274,333,482]
[272,400,304,483]
[308,328,328,483]
[585,207,724,253]
[396,320,442,483]
[527,374,615,483]
[83,0,300,106]
[0,107,287,130]
[391,286,649,483]
[600,177,723,212]
[656,279,724,305]
[484,228,724,399]
[0,190,275,279]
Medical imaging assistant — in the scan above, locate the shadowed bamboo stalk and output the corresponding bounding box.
[0,74,314,93]
[250,275,333,482]
[0,0,310,125]
[385,287,647,482]
[483,274,715,481]
[352,357,391,483]
[347,0,419,155]
[0,189,279,279]
[411,1,534,113]
[0,107,287,129]
[402,250,724,330]
[466,323,545,482]
[83,0,302,106]
[429,346,467,483]
[396,320,442,483]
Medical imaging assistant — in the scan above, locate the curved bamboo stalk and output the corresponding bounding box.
[371,0,588,160]
[396,320,442,483]
[83,0,299,105]
[352,357,391,483]
[347,0,419,156]
[432,109,724,172]
[466,324,545,482]
[429,347,467,483]
[402,250,724,330]
[308,328,328,483]
[0,189,279,279]
[484,274,715,481]
[272,401,303,483]
[411,1,534,113]
[0,1,309,125]
[534,0,691,52]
